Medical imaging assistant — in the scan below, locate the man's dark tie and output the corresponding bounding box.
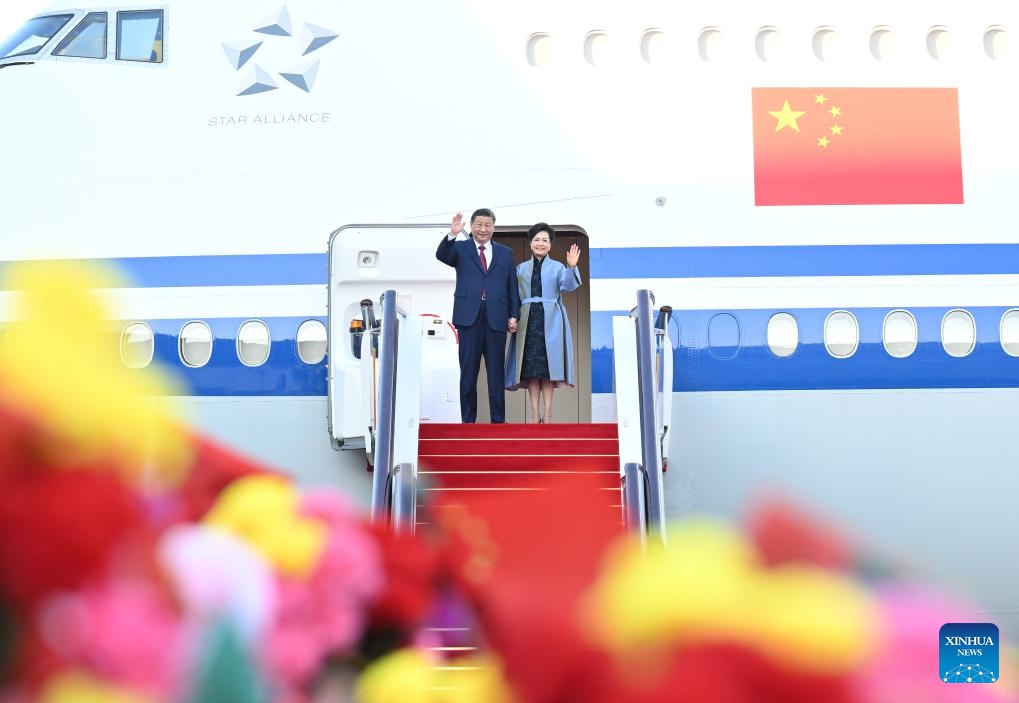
[479,245,487,300]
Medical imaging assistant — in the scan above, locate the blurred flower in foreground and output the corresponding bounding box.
[438,473,623,703]
[38,581,186,700]
[0,261,190,486]
[853,584,1015,703]
[38,671,156,703]
[355,648,515,703]
[583,520,877,675]
[158,524,276,644]
[0,465,144,610]
[203,475,327,578]
[263,489,384,694]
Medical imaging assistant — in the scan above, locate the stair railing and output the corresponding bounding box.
[614,290,668,546]
[368,290,422,531]
[654,306,674,472]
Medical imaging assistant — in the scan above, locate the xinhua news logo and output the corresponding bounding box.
[940,623,999,683]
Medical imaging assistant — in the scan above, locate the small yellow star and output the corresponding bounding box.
[814,93,828,105]
[768,100,807,133]
[829,106,842,118]
[817,136,830,148]
[830,124,843,136]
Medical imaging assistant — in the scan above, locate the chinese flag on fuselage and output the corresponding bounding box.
[752,87,963,206]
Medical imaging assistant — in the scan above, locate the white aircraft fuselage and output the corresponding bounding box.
[2,0,1019,632]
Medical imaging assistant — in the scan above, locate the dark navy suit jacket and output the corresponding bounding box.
[436,236,521,329]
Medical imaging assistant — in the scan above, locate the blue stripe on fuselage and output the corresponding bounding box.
[588,244,1019,279]
[7,243,1019,287]
[592,307,1019,393]
[130,308,1019,396]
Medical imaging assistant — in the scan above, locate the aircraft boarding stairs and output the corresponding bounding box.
[352,288,673,542]
[417,420,621,517]
[336,288,673,678]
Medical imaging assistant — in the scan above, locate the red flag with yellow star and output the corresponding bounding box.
[752,88,963,206]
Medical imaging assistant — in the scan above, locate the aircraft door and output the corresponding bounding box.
[328,225,461,450]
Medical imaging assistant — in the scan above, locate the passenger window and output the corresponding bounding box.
[120,321,154,368]
[297,320,327,364]
[237,320,271,367]
[53,12,107,58]
[824,310,858,358]
[941,309,975,357]
[707,312,740,360]
[766,312,798,357]
[179,321,212,367]
[117,10,163,63]
[1001,309,1019,357]
[882,310,917,358]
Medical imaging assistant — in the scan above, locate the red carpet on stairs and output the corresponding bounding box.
[417,422,621,511]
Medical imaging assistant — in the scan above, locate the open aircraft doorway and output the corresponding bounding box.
[475,226,592,424]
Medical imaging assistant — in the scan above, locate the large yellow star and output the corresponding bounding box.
[768,100,806,133]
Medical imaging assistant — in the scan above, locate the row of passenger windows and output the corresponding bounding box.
[123,308,1019,367]
[759,309,1019,360]
[0,10,163,63]
[118,319,328,369]
[526,25,1010,66]
[103,308,1019,366]
[7,310,1010,368]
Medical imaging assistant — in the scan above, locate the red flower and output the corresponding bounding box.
[175,435,272,522]
[0,468,143,610]
[747,498,854,571]
[366,523,443,634]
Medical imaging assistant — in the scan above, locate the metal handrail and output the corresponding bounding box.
[369,290,398,523]
[622,462,647,547]
[632,290,667,544]
[390,463,417,532]
[654,305,673,471]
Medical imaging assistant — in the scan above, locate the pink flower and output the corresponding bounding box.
[37,580,188,701]
[158,524,276,643]
[264,489,385,689]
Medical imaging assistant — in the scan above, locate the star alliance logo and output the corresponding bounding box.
[221,6,338,96]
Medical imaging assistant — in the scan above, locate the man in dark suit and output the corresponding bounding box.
[436,208,520,423]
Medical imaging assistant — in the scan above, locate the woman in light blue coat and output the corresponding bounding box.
[505,223,582,422]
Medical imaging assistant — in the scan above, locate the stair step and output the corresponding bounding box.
[422,486,622,508]
[419,423,617,440]
[419,437,619,456]
[419,471,620,489]
[419,454,619,472]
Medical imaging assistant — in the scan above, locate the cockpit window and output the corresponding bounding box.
[0,14,73,59]
[54,12,108,59]
[116,10,164,63]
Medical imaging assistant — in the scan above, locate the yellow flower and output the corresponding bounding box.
[582,520,877,675]
[204,475,327,578]
[0,261,190,486]
[435,654,517,703]
[355,649,436,703]
[356,649,517,703]
[39,671,155,703]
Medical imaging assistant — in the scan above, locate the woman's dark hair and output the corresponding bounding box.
[527,222,555,243]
